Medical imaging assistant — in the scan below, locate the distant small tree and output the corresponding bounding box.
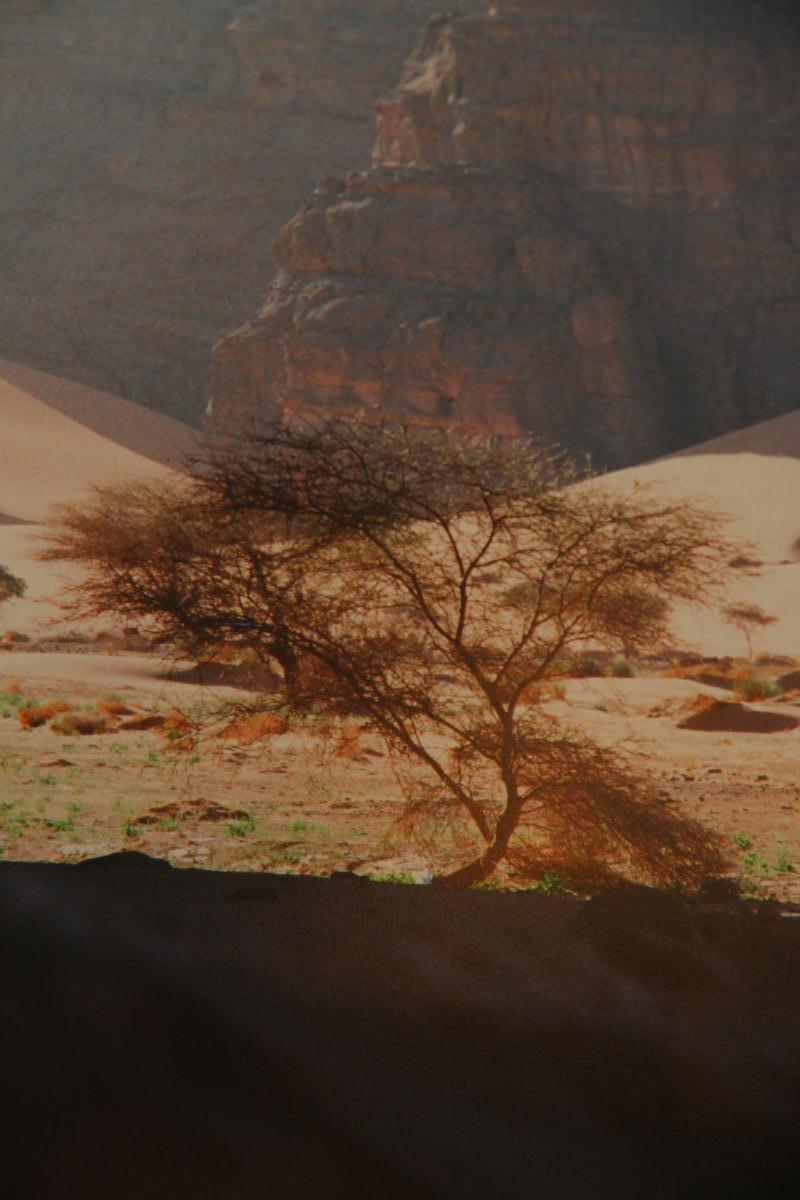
[42,418,736,888]
[723,602,777,663]
[0,564,26,611]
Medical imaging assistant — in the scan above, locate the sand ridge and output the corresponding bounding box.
[0,360,197,634]
[0,357,196,524]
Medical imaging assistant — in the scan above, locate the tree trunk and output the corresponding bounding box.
[433,801,520,887]
[270,637,300,699]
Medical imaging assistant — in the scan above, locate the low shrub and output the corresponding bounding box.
[732,676,781,702]
[607,657,635,678]
[51,711,113,736]
[18,700,72,729]
[565,653,605,679]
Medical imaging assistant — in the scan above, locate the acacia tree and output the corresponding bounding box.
[723,602,777,663]
[42,418,734,887]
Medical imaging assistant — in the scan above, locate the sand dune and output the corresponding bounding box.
[0,361,197,633]
[602,408,800,657]
[611,408,800,561]
[0,358,196,524]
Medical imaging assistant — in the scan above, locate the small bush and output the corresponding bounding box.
[607,657,634,678]
[565,653,605,679]
[732,676,781,702]
[18,699,72,728]
[51,711,113,736]
[227,818,256,838]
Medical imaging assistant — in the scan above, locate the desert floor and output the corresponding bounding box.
[1,650,798,902]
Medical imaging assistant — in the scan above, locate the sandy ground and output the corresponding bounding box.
[1,364,798,896]
[1,658,798,900]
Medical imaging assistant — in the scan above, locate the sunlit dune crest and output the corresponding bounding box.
[0,360,195,632]
[0,357,196,524]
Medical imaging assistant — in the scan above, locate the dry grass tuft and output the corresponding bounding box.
[221,711,291,745]
[96,699,136,716]
[18,700,73,729]
[51,711,114,736]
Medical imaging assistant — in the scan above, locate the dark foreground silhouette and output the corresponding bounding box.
[2,855,798,1198]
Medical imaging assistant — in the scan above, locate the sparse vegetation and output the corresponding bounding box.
[565,653,606,679]
[730,830,784,897]
[0,690,37,718]
[18,699,72,728]
[51,711,113,736]
[772,844,794,875]
[227,818,257,838]
[122,816,139,839]
[526,872,572,895]
[370,871,416,884]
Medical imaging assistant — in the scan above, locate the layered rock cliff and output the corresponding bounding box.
[0,0,447,422]
[212,0,800,467]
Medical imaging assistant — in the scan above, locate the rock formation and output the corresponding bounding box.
[212,0,800,467]
[0,0,449,422]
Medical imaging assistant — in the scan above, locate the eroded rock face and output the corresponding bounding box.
[213,0,800,467]
[0,0,445,422]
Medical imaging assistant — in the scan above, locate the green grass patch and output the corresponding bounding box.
[228,818,257,838]
[287,819,329,837]
[526,872,572,895]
